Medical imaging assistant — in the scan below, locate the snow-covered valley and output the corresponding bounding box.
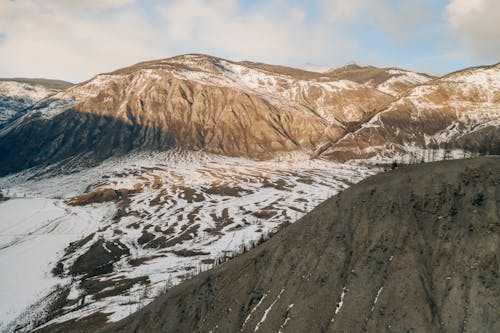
[0,151,377,331]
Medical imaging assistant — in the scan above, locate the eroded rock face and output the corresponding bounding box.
[93,156,499,333]
[0,55,392,175]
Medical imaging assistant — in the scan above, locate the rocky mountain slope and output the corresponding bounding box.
[321,63,500,161]
[0,54,394,175]
[297,62,433,96]
[0,55,496,177]
[82,156,499,333]
[0,78,72,127]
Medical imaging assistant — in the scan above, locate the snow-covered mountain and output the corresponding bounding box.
[0,54,392,176]
[325,64,433,96]
[322,63,500,161]
[0,78,72,127]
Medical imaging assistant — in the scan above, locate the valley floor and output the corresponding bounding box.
[0,151,376,332]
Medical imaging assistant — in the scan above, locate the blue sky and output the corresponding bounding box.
[0,0,498,82]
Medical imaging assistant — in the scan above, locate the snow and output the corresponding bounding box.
[254,288,284,332]
[277,304,294,333]
[0,81,55,126]
[0,198,112,331]
[371,286,384,312]
[376,70,431,96]
[34,97,75,119]
[242,293,268,330]
[0,81,53,100]
[331,286,347,323]
[0,151,377,331]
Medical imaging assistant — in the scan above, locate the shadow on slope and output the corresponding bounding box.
[0,109,177,176]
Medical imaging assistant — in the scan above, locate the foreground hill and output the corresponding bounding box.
[84,156,499,333]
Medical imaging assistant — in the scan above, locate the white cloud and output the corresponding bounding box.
[446,0,500,59]
[321,0,433,40]
[0,0,162,82]
[155,0,353,65]
[0,0,355,82]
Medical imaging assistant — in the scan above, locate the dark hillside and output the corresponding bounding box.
[84,156,500,333]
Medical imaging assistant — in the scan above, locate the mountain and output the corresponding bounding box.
[297,62,433,96]
[0,78,73,90]
[62,156,499,333]
[326,63,433,96]
[0,54,392,176]
[0,78,73,127]
[0,55,497,176]
[296,63,333,73]
[321,63,500,161]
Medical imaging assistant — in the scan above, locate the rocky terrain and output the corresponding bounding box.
[84,156,498,333]
[322,63,500,161]
[0,78,72,127]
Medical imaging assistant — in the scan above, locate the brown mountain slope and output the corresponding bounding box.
[326,63,433,96]
[0,54,392,175]
[61,156,500,333]
[322,63,500,161]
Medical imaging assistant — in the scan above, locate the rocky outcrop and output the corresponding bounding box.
[82,156,500,333]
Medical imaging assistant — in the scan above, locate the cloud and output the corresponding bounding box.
[321,0,435,40]
[446,0,500,60]
[0,0,495,82]
[0,0,162,82]
[0,0,356,81]
[155,0,353,65]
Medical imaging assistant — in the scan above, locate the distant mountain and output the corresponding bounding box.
[321,63,500,161]
[326,63,433,96]
[0,54,391,175]
[0,78,73,127]
[92,156,499,333]
[296,63,333,73]
[0,55,497,177]
[0,78,73,90]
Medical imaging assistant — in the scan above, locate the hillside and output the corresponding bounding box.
[326,63,433,96]
[322,63,500,161]
[0,54,394,176]
[0,78,72,127]
[74,156,500,333]
[0,78,73,90]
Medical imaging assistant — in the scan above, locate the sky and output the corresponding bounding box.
[0,0,499,82]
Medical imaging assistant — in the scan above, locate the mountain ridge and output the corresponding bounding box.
[0,54,498,177]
